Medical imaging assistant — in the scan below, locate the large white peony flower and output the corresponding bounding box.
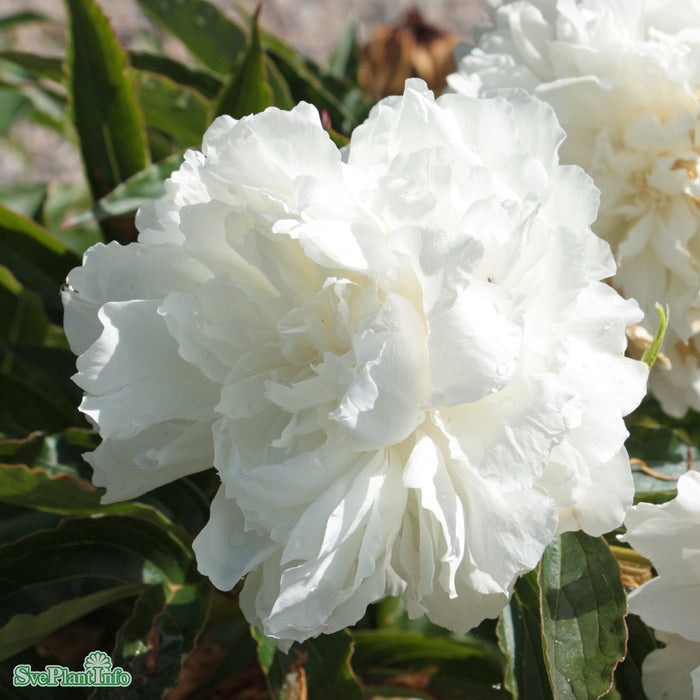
[63,79,647,649]
[449,0,700,417]
[622,470,700,700]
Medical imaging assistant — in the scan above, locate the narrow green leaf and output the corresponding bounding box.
[133,69,209,149]
[0,363,83,436]
[0,503,63,547]
[641,303,670,369]
[60,154,181,228]
[0,86,27,135]
[629,394,700,446]
[134,0,246,74]
[539,532,628,700]
[0,51,63,82]
[235,11,371,135]
[352,629,507,699]
[613,613,656,699]
[146,126,179,162]
[64,0,149,243]
[0,202,80,322]
[129,50,222,99]
[0,462,105,514]
[497,571,554,700]
[0,462,198,551]
[100,579,212,699]
[185,605,258,695]
[212,11,272,120]
[0,265,48,345]
[266,57,295,110]
[0,584,145,661]
[42,181,103,255]
[0,513,196,661]
[0,338,84,437]
[626,421,695,497]
[17,83,66,129]
[253,628,363,700]
[138,477,212,539]
[0,183,47,220]
[0,12,51,33]
[328,21,359,81]
[0,429,96,479]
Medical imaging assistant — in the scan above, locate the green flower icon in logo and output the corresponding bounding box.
[83,651,112,672]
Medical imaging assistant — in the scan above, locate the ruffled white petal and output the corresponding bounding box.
[641,633,700,700]
[622,471,700,698]
[63,80,647,649]
[449,0,700,415]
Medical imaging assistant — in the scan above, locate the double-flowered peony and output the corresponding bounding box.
[622,470,700,700]
[63,79,647,648]
[449,0,700,416]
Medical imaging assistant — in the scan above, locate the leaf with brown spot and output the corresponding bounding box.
[283,651,308,700]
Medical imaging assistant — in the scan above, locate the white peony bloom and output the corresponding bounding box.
[449,0,700,417]
[622,470,700,700]
[63,79,647,649]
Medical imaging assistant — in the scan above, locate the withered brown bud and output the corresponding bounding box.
[358,8,460,100]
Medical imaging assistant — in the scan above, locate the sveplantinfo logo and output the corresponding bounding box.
[12,650,132,688]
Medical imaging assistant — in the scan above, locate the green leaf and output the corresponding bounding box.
[0,513,197,661]
[100,578,212,699]
[138,477,212,539]
[235,6,370,135]
[0,51,67,129]
[0,354,83,436]
[641,303,670,369]
[0,265,48,345]
[498,571,554,700]
[0,201,79,322]
[0,86,27,135]
[64,0,149,243]
[539,532,628,700]
[629,393,700,445]
[0,462,194,532]
[60,153,181,228]
[0,459,199,558]
[0,183,47,220]
[613,613,655,699]
[253,628,363,700]
[0,584,145,661]
[0,51,63,82]
[352,629,507,699]
[0,11,52,33]
[0,429,96,479]
[212,11,272,120]
[42,181,103,255]
[0,266,83,436]
[16,82,67,131]
[266,57,295,111]
[328,21,359,81]
[183,602,259,694]
[626,420,696,497]
[0,462,103,515]
[0,503,63,547]
[129,50,222,99]
[134,0,246,74]
[134,69,209,149]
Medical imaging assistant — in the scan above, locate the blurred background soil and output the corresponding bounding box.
[0,0,491,185]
